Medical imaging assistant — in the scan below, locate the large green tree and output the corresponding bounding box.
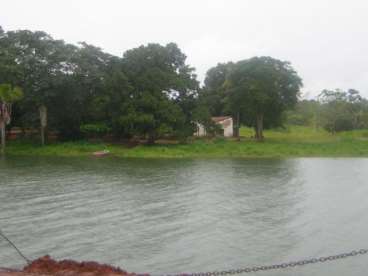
[226,57,303,140]
[0,29,78,141]
[201,62,234,116]
[120,43,199,143]
[0,27,119,140]
[53,42,116,139]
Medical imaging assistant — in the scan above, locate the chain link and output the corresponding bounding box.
[148,249,368,276]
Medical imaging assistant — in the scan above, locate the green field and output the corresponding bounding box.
[5,126,368,158]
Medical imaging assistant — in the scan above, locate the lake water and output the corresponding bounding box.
[0,157,368,275]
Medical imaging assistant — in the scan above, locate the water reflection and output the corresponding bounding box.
[1,157,368,275]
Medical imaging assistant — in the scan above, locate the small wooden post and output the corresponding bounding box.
[0,122,5,154]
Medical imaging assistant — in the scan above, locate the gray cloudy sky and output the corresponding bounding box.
[1,0,367,97]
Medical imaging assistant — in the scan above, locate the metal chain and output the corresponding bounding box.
[0,229,31,264]
[150,249,368,276]
[0,267,21,273]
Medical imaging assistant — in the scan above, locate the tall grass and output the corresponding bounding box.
[5,126,368,158]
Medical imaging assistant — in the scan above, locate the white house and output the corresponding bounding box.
[195,116,233,137]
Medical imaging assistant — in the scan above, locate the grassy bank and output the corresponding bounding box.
[5,126,368,158]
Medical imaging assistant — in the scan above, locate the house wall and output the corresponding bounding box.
[222,118,233,137]
[194,118,234,137]
[194,123,206,136]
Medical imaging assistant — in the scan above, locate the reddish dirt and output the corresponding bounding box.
[0,255,141,276]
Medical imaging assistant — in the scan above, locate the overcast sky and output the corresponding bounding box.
[1,0,367,97]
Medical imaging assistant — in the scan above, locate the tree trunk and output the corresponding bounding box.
[147,133,156,145]
[255,113,264,141]
[0,121,5,154]
[41,126,45,146]
[39,105,47,146]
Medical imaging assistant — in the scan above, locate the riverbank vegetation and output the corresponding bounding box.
[6,126,368,158]
[1,26,368,157]
[0,27,302,146]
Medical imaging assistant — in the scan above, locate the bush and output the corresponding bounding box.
[80,123,111,138]
[323,116,354,133]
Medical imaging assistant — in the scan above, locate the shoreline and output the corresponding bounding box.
[4,140,368,159]
[3,127,368,159]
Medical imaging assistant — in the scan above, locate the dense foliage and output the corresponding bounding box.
[0,27,201,143]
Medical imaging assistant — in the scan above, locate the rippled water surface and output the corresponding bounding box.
[1,157,368,275]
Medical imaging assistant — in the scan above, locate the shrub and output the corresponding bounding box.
[80,123,111,138]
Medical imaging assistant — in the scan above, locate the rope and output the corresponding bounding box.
[0,229,31,264]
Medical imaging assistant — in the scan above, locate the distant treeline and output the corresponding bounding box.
[286,89,368,133]
[0,26,365,146]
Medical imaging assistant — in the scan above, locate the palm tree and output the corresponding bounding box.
[0,84,23,154]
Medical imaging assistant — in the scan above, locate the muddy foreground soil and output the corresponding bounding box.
[0,255,138,276]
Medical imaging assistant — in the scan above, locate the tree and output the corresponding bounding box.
[1,27,203,143]
[53,42,115,139]
[120,43,199,143]
[0,84,23,153]
[201,62,241,137]
[226,57,302,140]
[0,27,23,86]
[91,58,132,138]
[0,28,117,141]
[202,62,234,116]
[318,89,368,132]
[0,29,78,142]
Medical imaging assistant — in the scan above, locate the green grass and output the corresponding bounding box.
[5,126,368,158]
